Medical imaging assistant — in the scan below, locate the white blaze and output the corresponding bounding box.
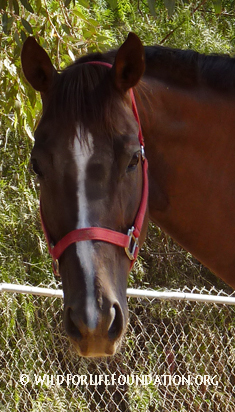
[73,132,97,329]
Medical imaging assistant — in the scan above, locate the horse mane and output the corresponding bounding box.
[144,45,235,93]
[48,44,235,139]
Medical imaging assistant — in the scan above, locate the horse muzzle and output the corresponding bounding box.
[64,298,125,357]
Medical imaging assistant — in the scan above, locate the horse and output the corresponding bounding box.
[21,33,235,357]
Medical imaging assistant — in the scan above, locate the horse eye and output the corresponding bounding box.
[31,158,43,177]
[127,152,140,172]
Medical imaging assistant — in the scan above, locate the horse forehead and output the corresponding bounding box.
[70,130,114,182]
[72,131,94,162]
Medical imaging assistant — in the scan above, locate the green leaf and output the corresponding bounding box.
[96,35,110,43]
[213,0,222,14]
[13,0,20,16]
[164,0,175,17]
[2,12,8,34]
[13,44,21,59]
[148,0,156,17]
[82,28,95,38]
[19,0,34,13]
[77,0,90,8]
[83,24,96,36]
[39,6,47,17]
[14,30,21,47]
[21,18,33,34]
[73,9,87,20]
[20,30,27,42]
[1,13,14,34]
[106,0,117,10]
[88,18,99,27]
[35,0,42,13]
[8,16,15,32]
[0,0,7,11]
[61,24,70,34]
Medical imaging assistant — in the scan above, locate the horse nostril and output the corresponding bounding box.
[108,303,123,340]
[65,303,124,345]
[65,308,82,341]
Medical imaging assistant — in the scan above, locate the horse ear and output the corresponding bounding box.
[113,32,145,92]
[21,37,57,93]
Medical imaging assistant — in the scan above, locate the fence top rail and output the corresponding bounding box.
[1,283,235,305]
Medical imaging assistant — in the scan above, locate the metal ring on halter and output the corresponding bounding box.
[141,145,146,161]
[125,227,139,260]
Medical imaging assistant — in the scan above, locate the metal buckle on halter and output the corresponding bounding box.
[141,145,145,161]
[125,226,139,261]
[52,259,60,277]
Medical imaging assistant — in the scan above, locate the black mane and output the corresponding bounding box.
[143,45,235,92]
[48,43,235,138]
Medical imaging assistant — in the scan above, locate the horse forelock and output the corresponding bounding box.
[48,56,121,143]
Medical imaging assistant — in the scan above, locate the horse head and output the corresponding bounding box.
[21,33,149,357]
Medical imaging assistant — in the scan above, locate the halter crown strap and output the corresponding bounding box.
[40,61,148,276]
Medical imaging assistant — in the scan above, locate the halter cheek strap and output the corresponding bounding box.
[40,61,148,276]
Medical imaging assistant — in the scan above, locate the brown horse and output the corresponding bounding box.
[21,33,235,357]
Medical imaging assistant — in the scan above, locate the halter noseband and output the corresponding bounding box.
[40,61,148,276]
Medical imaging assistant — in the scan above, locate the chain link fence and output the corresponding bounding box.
[1,283,235,411]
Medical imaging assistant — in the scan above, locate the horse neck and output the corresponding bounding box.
[137,76,235,288]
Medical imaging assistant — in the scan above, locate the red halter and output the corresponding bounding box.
[40,61,148,276]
